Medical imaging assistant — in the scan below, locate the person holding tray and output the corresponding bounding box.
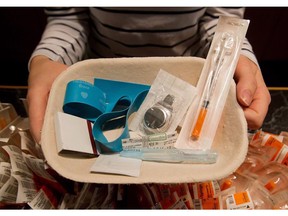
[27,7,271,144]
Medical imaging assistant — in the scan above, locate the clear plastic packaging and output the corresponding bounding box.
[252,162,288,179]
[129,69,197,136]
[271,187,288,209]
[246,183,272,209]
[120,148,218,164]
[262,172,288,194]
[259,133,285,161]
[176,16,250,150]
[218,172,254,192]
[236,151,268,178]
[246,173,288,209]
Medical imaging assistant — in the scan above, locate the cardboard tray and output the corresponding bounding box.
[41,56,248,184]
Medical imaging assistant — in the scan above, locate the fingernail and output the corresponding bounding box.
[242,89,252,106]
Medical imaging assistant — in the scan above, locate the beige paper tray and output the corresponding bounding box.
[41,57,248,184]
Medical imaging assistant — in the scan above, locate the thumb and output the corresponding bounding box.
[234,56,257,107]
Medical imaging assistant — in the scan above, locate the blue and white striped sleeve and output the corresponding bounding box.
[29,7,90,66]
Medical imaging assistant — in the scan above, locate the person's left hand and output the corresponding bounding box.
[234,55,271,130]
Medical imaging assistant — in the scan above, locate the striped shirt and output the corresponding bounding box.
[30,7,258,66]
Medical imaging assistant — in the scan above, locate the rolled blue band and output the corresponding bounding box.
[63,78,150,153]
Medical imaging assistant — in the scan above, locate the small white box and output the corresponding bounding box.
[54,112,98,156]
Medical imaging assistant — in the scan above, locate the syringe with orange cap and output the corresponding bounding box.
[191,32,235,140]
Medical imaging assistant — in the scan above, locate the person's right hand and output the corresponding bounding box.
[27,56,68,144]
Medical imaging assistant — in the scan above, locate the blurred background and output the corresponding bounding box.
[0,7,287,87]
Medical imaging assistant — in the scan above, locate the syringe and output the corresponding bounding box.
[191,32,235,140]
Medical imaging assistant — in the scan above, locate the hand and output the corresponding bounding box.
[234,55,271,130]
[27,56,68,144]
